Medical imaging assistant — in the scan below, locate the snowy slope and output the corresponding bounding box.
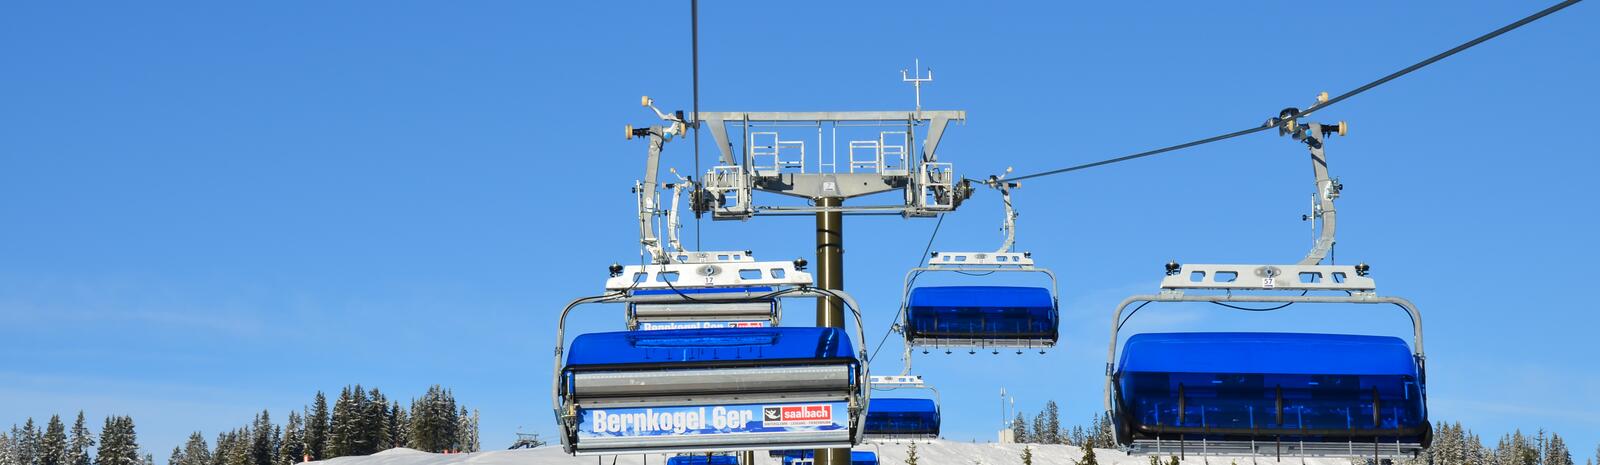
[310,441,1352,465]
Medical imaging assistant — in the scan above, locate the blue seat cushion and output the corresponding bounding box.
[566,327,855,368]
[905,286,1057,339]
[1116,332,1427,441]
[865,397,940,436]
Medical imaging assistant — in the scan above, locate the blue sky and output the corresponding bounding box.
[2,1,1597,460]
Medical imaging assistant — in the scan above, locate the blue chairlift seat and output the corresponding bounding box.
[560,327,862,455]
[1114,332,1428,446]
[863,398,940,438]
[666,456,740,465]
[564,326,854,368]
[905,286,1058,346]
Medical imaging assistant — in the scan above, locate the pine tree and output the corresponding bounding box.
[66,413,93,465]
[1043,402,1061,445]
[468,409,479,452]
[277,412,303,465]
[225,429,249,465]
[168,447,182,465]
[1537,430,1548,465]
[1167,456,1180,465]
[210,433,229,465]
[904,442,918,465]
[1496,430,1541,465]
[1520,430,1540,465]
[1096,414,1114,450]
[250,412,274,465]
[1010,413,1028,444]
[1030,413,1045,445]
[353,387,372,455]
[1544,433,1572,465]
[1467,430,1489,465]
[386,404,408,450]
[453,409,478,453]
[1077,440,1097,465]
[304,393,328,462]
[1020,446,1032,465]
[40,416,65,465]
[363,388,389,454]
[1452,422,1470,465]
[1070,426,1085,447]
[407,386,458,453]
[326,387,352,458]
[140,454,152,465]
[345,386,363,456]
[180,433,209,465]
[94,417,139,465]
[2,431,17,465]
[20,419,42,465]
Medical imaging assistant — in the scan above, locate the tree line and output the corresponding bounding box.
[169,384,480,465]
[1003,400,1600,465]
[1009,401,1115,448]
[2,385,480,465]
[1410,423,1592,465]
[0,413,148,465]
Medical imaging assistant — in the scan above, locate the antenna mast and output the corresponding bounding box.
[901,59,933,116]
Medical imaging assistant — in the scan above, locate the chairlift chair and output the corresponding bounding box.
[900,171,1061,350]
[1103,113,1429,459]
[553,258,873,455]
[863,376,941,439]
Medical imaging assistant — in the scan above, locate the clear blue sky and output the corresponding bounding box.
[3,1,1596,460]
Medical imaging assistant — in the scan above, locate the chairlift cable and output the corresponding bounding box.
[1003,0,1582,184]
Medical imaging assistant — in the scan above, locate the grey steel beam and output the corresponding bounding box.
[921,114,951,163]
[700,113,737,166]
[753,173,907,199]
[695,110,964,122]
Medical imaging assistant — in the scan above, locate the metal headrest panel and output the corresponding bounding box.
[630,301,779,330]
[571,365,853,399]
[607,260,813,292]
[1161,264,1377,291]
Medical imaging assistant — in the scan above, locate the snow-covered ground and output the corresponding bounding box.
[311,441,1352,465]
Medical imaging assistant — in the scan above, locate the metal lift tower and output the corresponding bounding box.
[688,62,972,465]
